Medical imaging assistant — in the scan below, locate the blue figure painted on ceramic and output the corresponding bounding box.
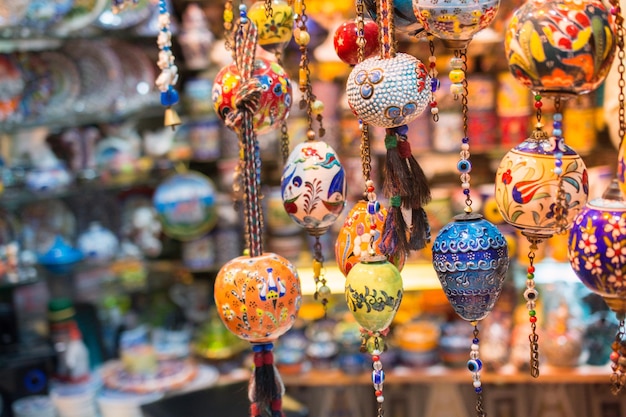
[281,140,347,235]
[413,0,501,49]
[568,180,626,315]
[432,213,509,321]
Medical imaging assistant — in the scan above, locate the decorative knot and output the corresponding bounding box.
[384,135,397,149]
[225,77,263,130]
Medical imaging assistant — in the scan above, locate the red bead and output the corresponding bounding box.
[372,355,380,362]
[367,186,375,192]
[534,101,543,109]
[429,62,436,68]
[370,224,377,230]
[529,316,537,323]
[430,101,438,107]
[375,390,383,396]
[527,266,535,273]
[610,351,620,362]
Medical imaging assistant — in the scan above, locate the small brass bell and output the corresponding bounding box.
[164,107,181,130]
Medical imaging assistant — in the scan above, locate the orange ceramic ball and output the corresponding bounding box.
[214,253,302,343]
[335,200,405,276]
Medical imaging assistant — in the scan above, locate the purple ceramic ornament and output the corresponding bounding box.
[568,181,626,314]
[281,140,347,235]
[505,0,615,97]
[346,53,430,128]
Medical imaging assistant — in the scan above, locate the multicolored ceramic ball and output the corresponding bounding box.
[505,0,615,96]
[333,19,380,66]
[212,57,292,135]
[346,53,430,128]
[248,0,294,53]
[214,252,302,343]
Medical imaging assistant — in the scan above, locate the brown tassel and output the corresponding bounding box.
[380,195,411,257]
[383,133,412,203]
[397,137,431,207]
[409,207,431,250]
[251,344,283,417]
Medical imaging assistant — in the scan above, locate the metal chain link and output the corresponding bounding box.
[611,1,626,145]
[528,240,540,378]
[611,315,626,394]
[356,0,372,194]
[459,49,473,210]
[552,98,569,234]
[264,0,273,19]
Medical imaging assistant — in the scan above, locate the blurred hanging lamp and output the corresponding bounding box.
[280,0,348,311]
[212,7,301,417]
[569,0,626,395]
[495,0,615,378]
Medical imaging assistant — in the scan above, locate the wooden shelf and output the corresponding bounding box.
[279,364,614,387]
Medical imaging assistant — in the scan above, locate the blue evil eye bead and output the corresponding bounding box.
[457,159,472,173]
[524,287,538,301]
[372,369,385,385]
[161,87,179,106]
[467,359,483,373]
[367,201,381,215]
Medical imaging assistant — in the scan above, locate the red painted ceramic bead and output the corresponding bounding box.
[334,19,380,65]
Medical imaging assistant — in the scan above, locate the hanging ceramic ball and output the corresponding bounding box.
[345,256,403,332]
[346,53,430,128]
[364,0,423,36]
[568,180,626,314]
[335,200,405,276]
[494,127,589,240]
[248,0,294,53]
[432,213,509,321]
[212,57,292,135]
[281,140,347,235]
[214,252,302,343]
[413,0,501,49]
[505,0,615,97]
[333,19,380,66]
[153,171,218,241]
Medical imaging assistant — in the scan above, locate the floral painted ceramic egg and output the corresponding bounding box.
[248,0,294,53]
[413,0,500,49]
[568,181,626,314]
[281,140,347,235]
[494,127,589,240]
[432,213,509,322]
[345,257,403,332]
[214,252,302,343]
[364,0,423,36]
[346,53,430,128]
[212,57,292,135]
[335,200,405,276]
[505,0,615,97]
[153,171,218,241]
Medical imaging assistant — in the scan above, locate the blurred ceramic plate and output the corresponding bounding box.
[62,40,122,115]
[21,0,75,34]
[0,0,30,29]
[0,53,24,124]
[108,39,156,114]
[52,0,108,36]
[14,52,53,122]
[100,360,198,394]
[38,50,81,121]
[95,0,151,30]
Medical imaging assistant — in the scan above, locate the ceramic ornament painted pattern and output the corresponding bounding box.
[212,57,292,135]
[413,0,500,44]
[505,0,615,96]
[568,200,626,301]
[495,139,589,238]
[214,253,302,343]
[281,141,347,233]
[346,53,430,128]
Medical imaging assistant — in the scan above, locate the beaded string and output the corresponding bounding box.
[608,0,626,395]
[223,0,235,54]
[155,0,180,129]
[524,237,541,378]
[468,324,485,417]
[359,329,389,414]
[427,35,440,122]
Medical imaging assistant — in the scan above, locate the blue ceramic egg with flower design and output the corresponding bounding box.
[281,140,347,235]
[568,181,626,314]
[432,213,509,321]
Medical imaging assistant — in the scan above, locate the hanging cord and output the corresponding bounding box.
[551,98,569,235]
[524,238,541,378]
[468,324,485,417]
[428,35,440,122]
[295,0,325,142]
[228,7,265,257]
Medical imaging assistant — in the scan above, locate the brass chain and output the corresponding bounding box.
[264,0,273,19]
[528,240,540,378]
[611,1,626,145]
[552,98,569,234]
[460,49,472,209]
[356,0,372,193]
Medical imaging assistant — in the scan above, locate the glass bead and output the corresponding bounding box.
[450,83,464,96]
[431,78,440,92]
[526,301,536,310]
[457,159,472,173]
[450,56,463,69]
[431,107,439,115]
[473,380,482,388]
[472,338,479,344]
[475,387,482,394]
[526,279,535,288]
[367,201,380,215]
[467,359,481,372]
[470,351,479,359]
[471,343,479,351]
[366,336,385,355]
[554,167,562,175]
[524,288,538,301]
[318,285,331,297]
[553,128,562,137]
[373,361,383,370]
[372,369,385,385]
[376,396,385,403]
[449,69,465,84]
[529,309,536,317]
